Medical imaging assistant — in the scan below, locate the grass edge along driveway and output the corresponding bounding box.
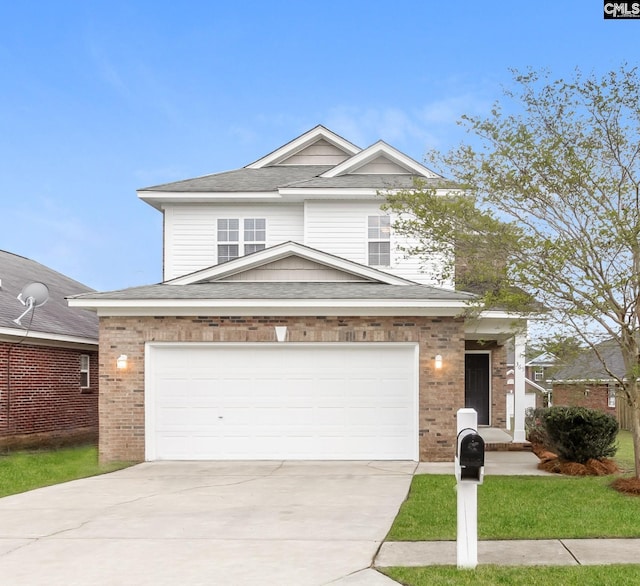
[0,444,132,498]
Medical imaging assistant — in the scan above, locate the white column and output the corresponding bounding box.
[513,332,527,443]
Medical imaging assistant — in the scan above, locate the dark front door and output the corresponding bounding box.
[465,353,490,425]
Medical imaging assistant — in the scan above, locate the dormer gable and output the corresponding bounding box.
[320,140,441,179]
[246,125,361,169]
[165,242,417,286]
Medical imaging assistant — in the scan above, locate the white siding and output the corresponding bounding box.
[163,204,304,280]
[219,256,369,282]
[352,157,411,174]
[281,139,351,166]
[304,201,449,286]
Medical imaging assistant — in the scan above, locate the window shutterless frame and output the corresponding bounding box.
[80,354,90,388]
[367,215,391,266]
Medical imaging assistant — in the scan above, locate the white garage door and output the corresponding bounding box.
[145,343,418,461]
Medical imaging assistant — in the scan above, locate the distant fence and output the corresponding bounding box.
[617,401,633,431]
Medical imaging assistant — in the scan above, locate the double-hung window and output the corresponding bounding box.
[368,215,391,266]
[80,354,90,389]
[217,218,265,263]
[243,218,266,254]
[608,384,617,408]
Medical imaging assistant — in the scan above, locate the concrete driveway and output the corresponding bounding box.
[0,461,416,586]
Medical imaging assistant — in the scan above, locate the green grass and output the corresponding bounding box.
[615,430,635,473]
[381,565,640,586]
[0,444,132,498]
[388,430,640,542]
[387,474,640,540]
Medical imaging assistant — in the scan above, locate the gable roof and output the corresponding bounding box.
[138,125,446,209]
[68,240,478,317]
[0,250,98,344]
[246,125,361,168]
[320,140,441,179]
[166,241,417,286]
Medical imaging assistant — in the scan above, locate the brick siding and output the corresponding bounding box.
[0,342,98,449]
[552,383,617,417]
[98,315,505,464]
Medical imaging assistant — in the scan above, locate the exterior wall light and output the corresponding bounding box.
[434,354,443,370]
[116,354,128,369]
[274,326,288,342]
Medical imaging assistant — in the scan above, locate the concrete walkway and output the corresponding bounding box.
[377,538,640,567]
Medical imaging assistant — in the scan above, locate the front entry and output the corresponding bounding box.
[465,353,490,425]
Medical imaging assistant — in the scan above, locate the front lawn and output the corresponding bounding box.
[388,430,639,541]
[0,444,132,498]
[386,474,640,541]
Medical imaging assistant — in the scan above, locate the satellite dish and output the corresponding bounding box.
[13,282,49,327]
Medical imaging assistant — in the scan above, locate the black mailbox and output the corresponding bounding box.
[456,428,485,483]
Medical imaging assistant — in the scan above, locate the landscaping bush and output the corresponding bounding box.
[525,407,550,448]
[540,406,618,464]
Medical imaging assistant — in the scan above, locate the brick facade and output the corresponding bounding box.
[0,342,99,449]
[552,383,617,418]
[99,315,507,464]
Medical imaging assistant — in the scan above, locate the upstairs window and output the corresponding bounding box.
[217,218,266,263]
[80,354,90,388]
[534,369,544,382]
[368,215,391,266]
[243,218,266,254]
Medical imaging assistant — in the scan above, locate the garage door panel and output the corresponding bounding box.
[146,344,417,460]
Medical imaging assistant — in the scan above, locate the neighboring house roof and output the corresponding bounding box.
[0,250,98,344]
[550,340,624,381]
[526,352,556,367]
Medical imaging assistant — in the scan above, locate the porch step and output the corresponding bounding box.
[478,427,532,452]
[485,441,533,452]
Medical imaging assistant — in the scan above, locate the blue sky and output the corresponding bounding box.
[1,1,638,291]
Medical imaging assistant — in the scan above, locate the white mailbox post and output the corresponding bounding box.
[455,408,485,569]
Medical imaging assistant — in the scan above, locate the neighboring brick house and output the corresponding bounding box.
[0,250,98,449]
[69,125,528,463]
[549,341,620,421]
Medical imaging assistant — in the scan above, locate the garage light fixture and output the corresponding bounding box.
[274,326,287,342]
[116,354,128,369]
[434,354,443,369]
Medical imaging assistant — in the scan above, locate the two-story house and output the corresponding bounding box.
[69,125,528,463]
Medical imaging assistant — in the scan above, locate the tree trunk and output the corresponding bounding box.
[632,395,640,479]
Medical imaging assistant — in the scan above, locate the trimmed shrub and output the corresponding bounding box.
[525,407,550,447]
[540,406,618,464]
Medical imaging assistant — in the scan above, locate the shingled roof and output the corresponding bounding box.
[70,281,476,302]
[0,250,98,342]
